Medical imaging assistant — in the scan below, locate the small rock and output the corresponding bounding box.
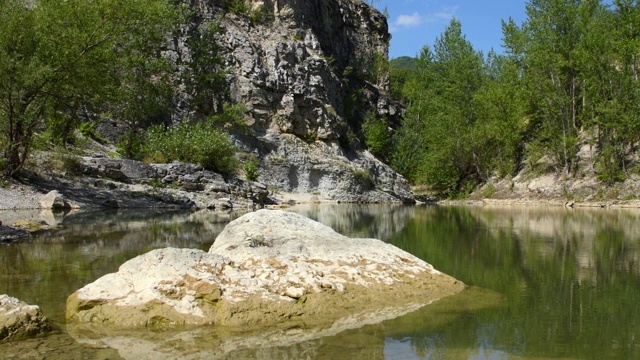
[39,190,70,210]
[0,294,51,341]
[284,286,305,299]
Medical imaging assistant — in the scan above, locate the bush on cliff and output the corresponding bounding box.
[142,118,238,175]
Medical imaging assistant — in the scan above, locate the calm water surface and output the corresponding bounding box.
[0,204,638,359]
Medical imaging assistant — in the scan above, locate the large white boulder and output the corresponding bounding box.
[66,210,464,328]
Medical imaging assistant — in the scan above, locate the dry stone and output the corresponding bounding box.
[39,190,70,210]
[66,210,464,328]
[0,295,50,341]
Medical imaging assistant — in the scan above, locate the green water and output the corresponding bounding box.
[0,204,638,359]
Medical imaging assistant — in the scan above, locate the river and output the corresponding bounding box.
[0,204,638,359]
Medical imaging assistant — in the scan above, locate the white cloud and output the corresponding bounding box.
[390,5,459,33]
[396,12,422,27]
[424,5,459,23]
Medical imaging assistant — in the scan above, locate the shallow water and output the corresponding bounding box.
[0,204,638,359]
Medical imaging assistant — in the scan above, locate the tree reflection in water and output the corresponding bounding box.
[0,205,638,359]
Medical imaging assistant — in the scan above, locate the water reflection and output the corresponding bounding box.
[0,209,248,323]
[286,203,417,240]
[0,205,639,359]
[386,205,640,359]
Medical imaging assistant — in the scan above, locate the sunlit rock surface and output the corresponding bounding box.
[0,295,51,341]
[66,210,464,328]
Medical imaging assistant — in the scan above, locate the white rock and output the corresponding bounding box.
[67,210,464,328]
[0,294,50,340]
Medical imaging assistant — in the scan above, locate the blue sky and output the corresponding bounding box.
[374,1,529,59]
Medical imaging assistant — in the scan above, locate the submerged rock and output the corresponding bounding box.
[0,295,51,341]
[66,210,464,328]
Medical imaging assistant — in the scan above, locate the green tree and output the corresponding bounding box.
[503,0,584,175]
[0,0,179,176]
[576,0,640,183]
[473,51,527,177]
[399,18,487,195]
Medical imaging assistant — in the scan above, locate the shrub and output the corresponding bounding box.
[596,144,626,185]
[243,155,260,181]
[362,110,390,159]
[352,168,373,188]
[224,0,248,15]
[142,119,238,174]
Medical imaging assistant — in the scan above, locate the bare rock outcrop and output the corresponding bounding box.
[66,210,463,328]
[161,0,414,203]
[0,295,51,341]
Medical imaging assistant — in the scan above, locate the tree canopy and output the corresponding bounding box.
[389,0,640,196]
[0,0,180,176]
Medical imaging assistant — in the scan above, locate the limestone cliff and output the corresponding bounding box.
[169,0,412,202]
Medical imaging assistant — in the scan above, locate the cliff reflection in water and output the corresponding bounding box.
[0,205,639,359]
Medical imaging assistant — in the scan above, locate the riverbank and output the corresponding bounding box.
[3,152,640,219]
[438,198,640,209]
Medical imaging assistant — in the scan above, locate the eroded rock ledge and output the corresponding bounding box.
[66,210,464,328]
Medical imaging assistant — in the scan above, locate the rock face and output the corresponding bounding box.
[0,295,50,341]
[79,157,269,209]
[163,0,413,203]
[66,210,463,328]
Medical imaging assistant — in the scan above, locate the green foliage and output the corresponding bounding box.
[362,110,390,159]
[183,18,226,116]
[249,5,272,24]
[596,144,627,185]
[352,168,373,188]
[502,0,584,175]
[338,124,358,151]
[0,0,180,177]
[224,0,249,15]
[78,122,103,143]
[390,125,423,183]
[369,51,390,87]
[388,0,640,196]
[389,56,417,70]
[142,118,238,174]
[389,56,417,104]
[301,130,318,144]
[243,155,260,181]
[397,18,489,196]
[209,103,249,131]
[39,150,83,175]
[389,67,412,104]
